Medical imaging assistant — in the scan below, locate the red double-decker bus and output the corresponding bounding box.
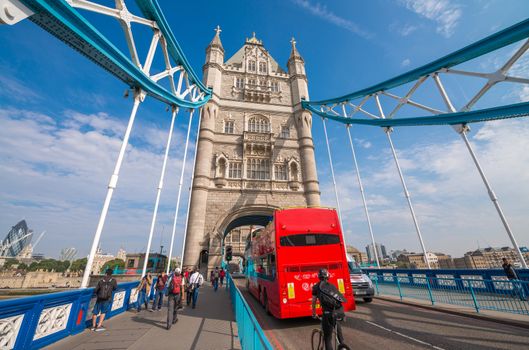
[244,208,355,319]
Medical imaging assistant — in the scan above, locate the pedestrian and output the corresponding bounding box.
[91,268,117,332]
[219,267,226,286]
[166,268,184,330]
[152,271,168,311]
[137,272,153,312]
[184,268,190,280]
[210,270,214,286]
[502,258,527,301]
[213,267,220,292]
[188,267,204,309]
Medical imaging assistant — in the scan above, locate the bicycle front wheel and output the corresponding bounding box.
[311,328,324,350]
[337,343,351,350]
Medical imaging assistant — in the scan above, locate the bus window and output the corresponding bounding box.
[279,233,340,246]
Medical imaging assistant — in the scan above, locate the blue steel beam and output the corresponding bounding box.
[19,0,211,109]
[303,18,529,127]
[304,101,529,127]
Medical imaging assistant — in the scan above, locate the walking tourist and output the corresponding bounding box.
[213,266,220,292]
[219,267,226,286]
[137,272,153,312]
[502,258,527,301]
[91,268,117,332]
[188,267,204,309]
[152,271,168,311]
[166,268,184,330]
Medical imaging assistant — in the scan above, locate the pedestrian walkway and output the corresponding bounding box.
[45,285,240,350]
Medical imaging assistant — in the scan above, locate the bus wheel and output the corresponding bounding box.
[363,297,373,303]
[264,293,270,315]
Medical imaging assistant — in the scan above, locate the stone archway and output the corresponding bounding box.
[205,205,277,272]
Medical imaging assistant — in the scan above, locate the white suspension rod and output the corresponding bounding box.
[141,107,179,277]
[166,108,195,273]
[180,108,203,268]
[322,118,344,230]
[459,129,528,268]
[346,126,380,268]
[384,128,431,269]
[81,90,143,288]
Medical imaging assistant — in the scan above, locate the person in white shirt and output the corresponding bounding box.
[188,267,204,309]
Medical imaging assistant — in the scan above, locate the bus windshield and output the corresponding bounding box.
[279,233,340,247]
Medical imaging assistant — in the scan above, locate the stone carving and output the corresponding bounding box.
[245,181,270,190]
[33,303,72,340]
[0,314,24,348]
[111,291,126,311]
[227,180,241,188]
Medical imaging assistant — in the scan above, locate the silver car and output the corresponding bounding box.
[348,260,374,302]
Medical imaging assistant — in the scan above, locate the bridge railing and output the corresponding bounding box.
[0,281,141,349]
[371,275,529,315]
[226,274,273,350]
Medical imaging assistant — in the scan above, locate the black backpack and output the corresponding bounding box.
[97,278,114,300]
[318,281,346,310]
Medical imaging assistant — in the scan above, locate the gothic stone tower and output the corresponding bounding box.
[183,29,320,271]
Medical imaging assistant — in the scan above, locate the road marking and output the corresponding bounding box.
[366,321,446,350]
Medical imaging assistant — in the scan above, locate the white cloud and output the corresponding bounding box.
[391,23,418,36]
[400,0,462,38]
[291,0,373,39]
[0,108,196,258]
[401,58,411,67]
[0,76,42,103]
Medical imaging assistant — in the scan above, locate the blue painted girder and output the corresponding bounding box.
[20,0,211,109]
[304,101,529,127]
[302,18,529,127]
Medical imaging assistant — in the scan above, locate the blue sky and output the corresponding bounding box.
[1,0,529,259]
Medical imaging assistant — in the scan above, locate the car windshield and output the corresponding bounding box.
[348,261,363,274]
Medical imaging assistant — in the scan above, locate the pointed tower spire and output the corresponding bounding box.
[290,37,300,58]
[208,25,224,53]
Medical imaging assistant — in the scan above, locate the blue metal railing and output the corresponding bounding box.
[371,275,529,315]
[0,281,144,349]
[226,274,273,350]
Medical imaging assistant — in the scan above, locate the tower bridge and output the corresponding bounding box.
[1,1,529,349]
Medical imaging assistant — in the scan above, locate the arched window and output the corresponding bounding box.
[247,158,270,180]
[248,60,256,71]
[259,62,267,73]
[248,116,270,133]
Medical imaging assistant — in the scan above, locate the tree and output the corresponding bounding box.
[17,263,28,271]
[100,259,125,273]
[3,258,19,270]
[70,258,87,273]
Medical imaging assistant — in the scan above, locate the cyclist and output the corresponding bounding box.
[312,268,345,350]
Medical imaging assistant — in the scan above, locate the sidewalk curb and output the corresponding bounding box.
[376,296,529,330]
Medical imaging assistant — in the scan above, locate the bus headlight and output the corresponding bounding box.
[282,298,287,304]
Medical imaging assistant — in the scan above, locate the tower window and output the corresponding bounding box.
[224,120,234,134]
[248,116,270,133]
[274,164,287,180]
[259,62,267,73]
[271,81,279,92]
[248,60,256,71]
[229,162,242,179]
[247,158,270,180]
[236,78,244,89]
[280,125,290,138]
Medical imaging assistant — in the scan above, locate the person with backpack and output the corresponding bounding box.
[91,268,117,332]
[502,258,527,301]
[312,268,346,350]
[219,268,226,286]
[188,267,204,309]
[152,271,168,311]
[136,272,152,312]
[166,268,184,330]
[212,267,220,292]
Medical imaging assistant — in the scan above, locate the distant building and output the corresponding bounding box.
[458,247,524,269]
[346,246,369,264]
[366,243,387,262]
[397,252,439,269]
[390,249,409,261]
[116,248,126,261]
[1,220,33,257]
[125,253,167,274]
[435,253,455,269]
[91,247,114,275]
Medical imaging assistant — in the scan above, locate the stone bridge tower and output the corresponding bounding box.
[183,29,320,272]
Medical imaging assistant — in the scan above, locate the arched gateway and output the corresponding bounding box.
[183,30,320,274]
